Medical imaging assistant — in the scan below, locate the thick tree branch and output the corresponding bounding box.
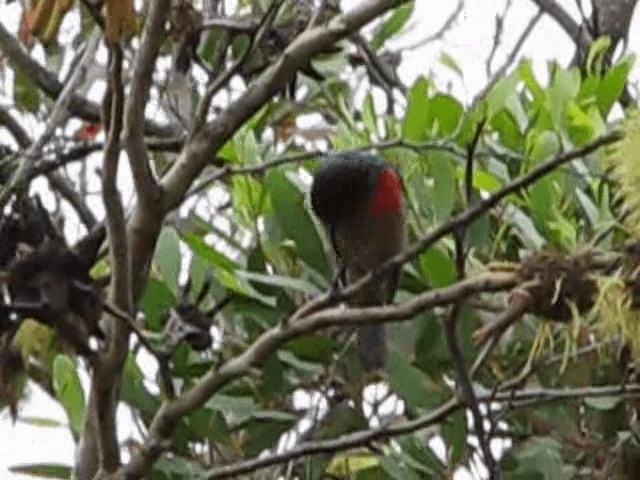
[0,106,31,147]
[123,0,168,205]
[94,45,130,474]
[530,0,585,42]
[118,270,516,477]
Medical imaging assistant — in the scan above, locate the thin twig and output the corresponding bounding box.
[402,0,464,49]
[0,28,101,211]
[445,119,501,478]
[0,21,171,136]
[193,1,284,130]
[185,137,465,198]
[472,9,543,108]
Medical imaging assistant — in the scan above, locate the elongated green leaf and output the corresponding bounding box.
[155,227,181,294]
[52,355,85,438]
[403,77,431,141]
[266,169,330,277]
[371,2,414,50]
[9,463,71,479]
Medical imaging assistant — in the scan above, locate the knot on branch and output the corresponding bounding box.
[518,250,597,322]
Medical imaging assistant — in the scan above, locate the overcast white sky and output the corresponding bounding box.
[0,0,638,478]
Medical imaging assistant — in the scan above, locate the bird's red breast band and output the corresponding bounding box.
[368,168,403,217]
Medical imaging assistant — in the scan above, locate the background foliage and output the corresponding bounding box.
[1,0,640,479]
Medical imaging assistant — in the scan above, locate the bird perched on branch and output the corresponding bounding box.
[310,153,405,373]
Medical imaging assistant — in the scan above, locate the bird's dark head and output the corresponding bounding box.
[310,153,403,226]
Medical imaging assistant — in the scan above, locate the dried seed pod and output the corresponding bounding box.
[517,250,597,322]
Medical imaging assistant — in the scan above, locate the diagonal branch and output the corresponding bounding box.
[529,0,584,42]
[0,20,172,137]
[0,28,101,212]
[118,269,516,477]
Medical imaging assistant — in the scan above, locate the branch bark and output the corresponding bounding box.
[123,0,168,205]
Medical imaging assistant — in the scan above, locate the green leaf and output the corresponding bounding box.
[266,169,330,277]
[140,277,176,331]
[121,354,159,417]
[371,2,414,50]
[237,270,321,295]
[514,437,563,479]
[585,36,611,76]
[205,394,259,427]
[597,54,635,116]
[152,456,206,480]
[484,73,519,119]
[403,77,431,142]
[431,153,457,221]
[386,350,439,410]
[503,205,547,250]
[441,410,467,464]
[381,456,423,480]
[439,51,463,78]
[287,336,339,363]
[52,355,86,438]
[362,92,379,138]
[472,170,502,192]
[584,395,621,411]
[13,64,40,113]
[427,93,464,136]
[547,66,580,128]
[327,454,380,476]
[9,463,71,479]
[18,416,65,428]
[181,233,238,272]
[155,227,181,294]
[419,245,456,288]
[518,59,545,100]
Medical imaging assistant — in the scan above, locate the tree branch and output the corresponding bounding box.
[123,0,168,205]
[529,0,584,42]
[95,45,130,474]
[118,269,516,477]
[206,383,640,479]
[0,20,172,137]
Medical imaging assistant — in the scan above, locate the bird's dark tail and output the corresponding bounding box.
[358,323,386,372]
